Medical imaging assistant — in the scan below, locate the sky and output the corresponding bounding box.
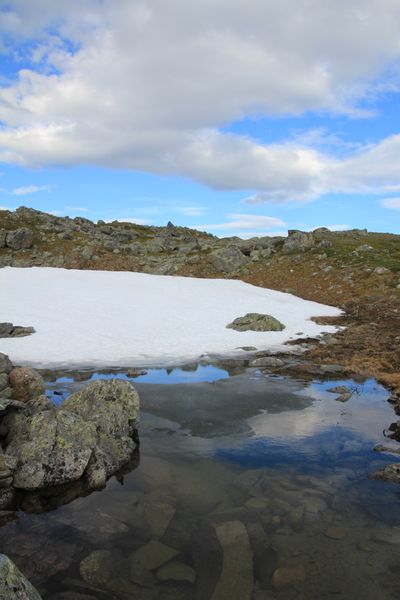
[0,0,399,239]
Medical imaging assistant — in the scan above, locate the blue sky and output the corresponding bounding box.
[0,1,399,238]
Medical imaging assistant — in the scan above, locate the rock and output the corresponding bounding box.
[373,444,400,455]
[6,409,97,490]
[63,379,140,479]
[209,246,249,273]
[374,266,390,274]
[283,230,314,253]
[144,497,175,538]
[369,463,400,483]
[211,521,253,600]
[336,392,352,402]
[324,526,347,540]
[157,561,196,583]
[272,565,305,588]
[9,367,45,403]
[249,357,285,368]
[0,553,42,599]
[0,229,7,248]
[356,244,374,252]
[327,385,351,395]
[63,379,139,439]
[0,372,9,391]
[0,323,13,337]
[6,228,34,250]
[0,353,13,374]
[11,326,35,337]
[131,540,179,571]
[227,313,285,332]
[80,550,138,598]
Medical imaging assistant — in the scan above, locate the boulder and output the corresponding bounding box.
[6,409,97,490]
[6,228,34,250]
[5,379,140,493]
[283,230,314,253]
[9,367,45,403]
[209,246,249,273]
[227,313,285,332]
[0,553,42,599]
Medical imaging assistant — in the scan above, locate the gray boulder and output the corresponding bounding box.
[0,554,42,599]
[6,379,140,492]
[227,313,285,332]
[209,246,249,273]
[6,228,34,250]
[6,409,97,490]
[9,367,45,403]
[283,230,314,253]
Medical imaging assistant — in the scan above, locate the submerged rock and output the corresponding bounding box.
[211,520,253,600]
[227,313,285,332]
[0,553,42,599]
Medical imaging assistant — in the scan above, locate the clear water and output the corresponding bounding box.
[1,367,400,600]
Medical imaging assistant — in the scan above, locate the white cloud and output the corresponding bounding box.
[381,197,400,209]
[194,213,286,235]
[174,205,206,217]
[0,1,399,201]
[65,206,88,211]
[0,184,53,196]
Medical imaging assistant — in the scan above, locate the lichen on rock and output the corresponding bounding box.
[226,313,285,332]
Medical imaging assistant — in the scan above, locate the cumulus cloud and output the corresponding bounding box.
[0,1,399,201]
[381,197,400,209]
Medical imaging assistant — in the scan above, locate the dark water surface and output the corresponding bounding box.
[1,366,400,599]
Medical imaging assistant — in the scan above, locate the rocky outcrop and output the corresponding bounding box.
[0,553,42,599]
[227,313,285,332]
[208,246,249,273]
[282,230,314,253]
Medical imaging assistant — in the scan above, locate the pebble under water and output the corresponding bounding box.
[1,365,400,600]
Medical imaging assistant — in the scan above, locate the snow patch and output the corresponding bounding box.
[0,267,342,368]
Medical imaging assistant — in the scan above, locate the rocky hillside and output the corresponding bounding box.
[1,206,400,393]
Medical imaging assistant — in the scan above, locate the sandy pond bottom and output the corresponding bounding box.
[1,366,400,600]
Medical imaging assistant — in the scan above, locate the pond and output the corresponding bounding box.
[1,365,400,600]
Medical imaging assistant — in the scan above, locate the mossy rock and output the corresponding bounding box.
[227,313,285,332]
[0,554,42,599]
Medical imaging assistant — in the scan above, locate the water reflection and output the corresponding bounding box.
[1,367,400,599]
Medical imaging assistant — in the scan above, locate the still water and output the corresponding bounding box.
[1,365,400,599]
